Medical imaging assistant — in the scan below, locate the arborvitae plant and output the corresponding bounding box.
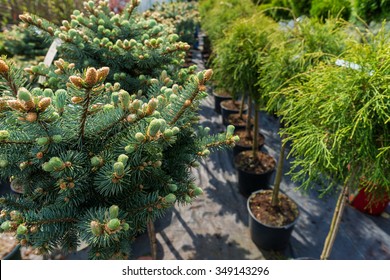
[278,25,390,259]
[212,12,279,133]
[199,0,255,44]
[143,1,200,46]
[260,17,350,213]
[264,17,350,113]
[19,0,191,93]
[0,58,239,259]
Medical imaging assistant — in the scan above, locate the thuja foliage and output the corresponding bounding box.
[0,58,239,259]
[310,0,351,21]
[143,1,200,46]
[263,17,350,113]
[278,25,390,198]
[199,0,255,44]
[355,0,390,24]
[19,0,191,93]
[258,0,312,20]
[212,12,279,103]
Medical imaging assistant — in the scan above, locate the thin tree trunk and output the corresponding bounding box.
[320,183,349,260]
[271,135,285,206]
[252,108,259,158]
[147,220,157,260]
[245,96,252,138]
[239,93,246,119]
[320,166,359,260]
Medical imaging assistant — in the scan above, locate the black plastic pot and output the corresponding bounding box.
[234,152,275,197]
[2,245,21,260]
[236,166,274,197]
[213,92,232,114]
[247,190,299,251]
[221,100,247,126]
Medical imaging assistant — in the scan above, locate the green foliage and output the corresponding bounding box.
[310,0,351,21]
[199,0,256,43]
[262,17,350,113]
[259,0,312,20]
[0,57,238,259]
[0,25,51,59]
[212,12,279,104]
[145,1,200,46]
[0,0,84,27]
[278,26,390,198]
[20,0,191,93]
[354,0,390,23]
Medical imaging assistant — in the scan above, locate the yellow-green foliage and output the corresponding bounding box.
[278,25,390,198]
[262,17,350,112]
[212,12,279,103]
[199,0,256,43]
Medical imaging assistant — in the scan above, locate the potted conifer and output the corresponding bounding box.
[214,12,279,196]
[278,25,390,259]
[246,16,350,252]
[0,56,238,259]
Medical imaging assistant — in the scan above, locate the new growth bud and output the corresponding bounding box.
[0,130,10,140]
[164,193,176,204]
[204,69,213,81]
[135,132,145,142]
[17,225,28,235]
[90,221,103,236]
[113,162,125,177]
[0,60,9,73]
[117,154,129,165]
[107,218,120,231]
[85,67,98,87]
[109,205,119,219]
[69,76,83,88]
[226,125,235,138]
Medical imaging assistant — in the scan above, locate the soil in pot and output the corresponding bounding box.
[233,129,265,157]
[248,189,299,251]
[227,113,254,130]
[213,90,232,114]
[221,100,247,126]
[249,190,298,227]
[234,151,276,196]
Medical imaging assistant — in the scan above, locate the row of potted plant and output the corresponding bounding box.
[200,0,389,259]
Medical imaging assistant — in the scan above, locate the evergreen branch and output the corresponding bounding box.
[2,140,35,145]
[205,139,235,149]
[169,87,199,125]
[28,217,78,226]
[0,196,32,211]
[79,88,92,143]
[125,2,138,20]
[1,72,19,97]
[94,113,128,137]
